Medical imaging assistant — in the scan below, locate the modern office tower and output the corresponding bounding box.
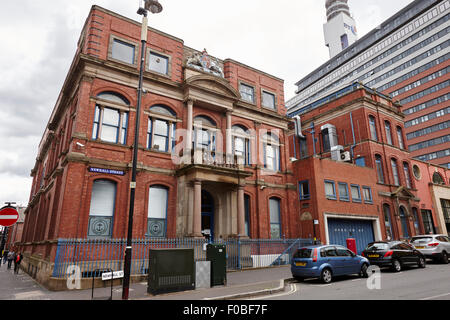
[324,0,358,58]
[288,0,450,168]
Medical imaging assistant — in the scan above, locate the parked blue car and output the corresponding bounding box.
[291,245,370,283]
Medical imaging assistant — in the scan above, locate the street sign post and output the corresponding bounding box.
[0,206,19,227]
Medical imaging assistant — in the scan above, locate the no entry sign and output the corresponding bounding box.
[0,206,19,227]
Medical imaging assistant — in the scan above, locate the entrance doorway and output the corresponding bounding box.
[201,190,214,241]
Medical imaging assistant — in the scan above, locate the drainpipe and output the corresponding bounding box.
[349,112,356,163]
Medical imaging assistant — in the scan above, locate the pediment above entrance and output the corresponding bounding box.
[184,72,240,99]
[390,186,420,201]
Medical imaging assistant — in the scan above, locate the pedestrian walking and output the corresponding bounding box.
[7,250,14,270]
[14,252,22,274]
[3,249,8,264]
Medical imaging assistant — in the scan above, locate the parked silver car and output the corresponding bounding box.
[410,234,450,264]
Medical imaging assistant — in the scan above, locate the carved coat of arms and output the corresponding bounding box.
[186,49,224,78]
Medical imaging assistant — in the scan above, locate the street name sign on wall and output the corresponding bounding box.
[89,167,125,176]
[102,270,124,281]
[0,206,19,227]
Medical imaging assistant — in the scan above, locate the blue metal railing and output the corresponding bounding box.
[52,238,314,279]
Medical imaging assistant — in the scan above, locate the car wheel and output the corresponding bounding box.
[321,268,332,284]
[418,256,426,268]
[360,263,369,278]
[442,252,448,264]
[392,259,402,272]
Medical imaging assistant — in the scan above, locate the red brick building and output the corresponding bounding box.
[289,83,449,253]
[20,5,298,281]
[17,5,450,288]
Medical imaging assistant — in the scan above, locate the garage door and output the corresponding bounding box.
[328,218,375,254]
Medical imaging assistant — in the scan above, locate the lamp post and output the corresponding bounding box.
[122,0,163,301]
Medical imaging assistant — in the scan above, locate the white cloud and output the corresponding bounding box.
[0,0,414,207]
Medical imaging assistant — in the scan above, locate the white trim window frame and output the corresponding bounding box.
[108,35,139,67]
[147,48,171,76]
[261,89,277,111]
[262,133,281,172]
[92,105,129,145]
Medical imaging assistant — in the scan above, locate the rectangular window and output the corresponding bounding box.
[341,34,349,50]
[324,180,337,200]
[269,198,281,239]
[362,187,373,203]
[264,144,280,171]
[239,83,255,104]
[147,118,176,152]
[148,186,168,238]
[338,182,349,201]
[92,106,128,145]
[148,51,169,75]
[299,181,310,200]
[299,138,308,159]
[111,38,136,65]
[351,184,361,203]
[355,157,366,167]
[262,91,276,110]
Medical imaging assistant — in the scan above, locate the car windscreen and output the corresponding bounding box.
[293,248,313,258]
[411,237,433,244]
[365,243,389,251]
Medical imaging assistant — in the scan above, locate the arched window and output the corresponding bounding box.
[383,204,393,240]
[97,92,130,105]
[92,92,130,145]
[369,116,378,141]
[232,125,252,165]
[432,172,445,185]
[147,105,177,152]
[88,180,117,238]
[391,158,400,186]
[263,133,281,172]
[269,198,282,239]
[399,206,410,239]
[194,115,216,127]
[385,121,393,145]
[375,155,385,184]
[397,126,405,149]
[403,162,412,189]
[147,185,169,238]
[193,116,217,152]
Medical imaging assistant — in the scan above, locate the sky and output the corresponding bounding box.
[0,0,414,208]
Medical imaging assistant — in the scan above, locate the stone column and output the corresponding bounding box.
[192,180,203,238]
[237,185,246,237]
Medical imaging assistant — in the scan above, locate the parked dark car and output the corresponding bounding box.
[362,241,426,272]
[291,245,370,284]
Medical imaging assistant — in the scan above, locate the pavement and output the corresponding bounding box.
[0,259,294,300]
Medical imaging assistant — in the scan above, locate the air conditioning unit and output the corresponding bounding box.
[340,151,352,162]
[331,145,344,161]
[331,146,352,162]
